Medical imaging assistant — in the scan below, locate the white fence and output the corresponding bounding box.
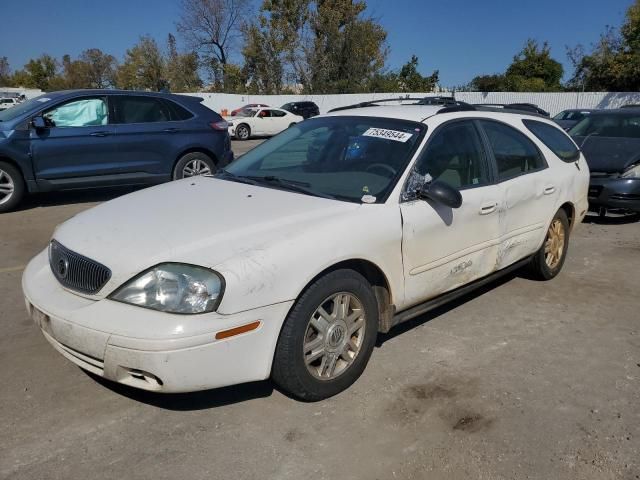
[182,91,640,117]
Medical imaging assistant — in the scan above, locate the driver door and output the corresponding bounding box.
[400,120,502,307]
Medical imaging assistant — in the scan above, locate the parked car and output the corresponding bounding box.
[227,107,303,140]
[0,97,19,111]
[281,101,320,119]
[230,103,269,116]
[23,103,588,400]
[0,89,233,212]
[569,109,640,215]
[553,109,596,130]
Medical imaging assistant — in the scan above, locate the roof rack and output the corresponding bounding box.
[328,97,427,113]
[473,103,550,117]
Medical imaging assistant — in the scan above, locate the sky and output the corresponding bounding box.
[0,0,633,87]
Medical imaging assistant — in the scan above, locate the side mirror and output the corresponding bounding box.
[32,115,47,130]
[418,180,462,209]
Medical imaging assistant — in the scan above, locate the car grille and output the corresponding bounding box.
[49,240,111,295]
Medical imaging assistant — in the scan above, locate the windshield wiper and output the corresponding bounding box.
[246,175,337,200]
[213,170,260,186]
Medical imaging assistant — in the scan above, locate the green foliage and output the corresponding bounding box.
[568,0,640,91]
[116,36,167,91]
[469,39,563,92]
[166,34,202,92]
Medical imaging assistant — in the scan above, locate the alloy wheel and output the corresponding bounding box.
[544,219,565,269]
[303,292,366,380]
[0,169,15,206]
[182,158,212,177]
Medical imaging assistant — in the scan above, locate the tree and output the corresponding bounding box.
[0,57,11,86]
[177,0,252,86]
[166,34,202,92]
[306,0,387,93]
[504,39,563,91]
[468,39,563,92]
[116,36,167,91]
[79,49,117,88]
[397,55,439,92]
[9,55,59,90]
[568,0,640,91]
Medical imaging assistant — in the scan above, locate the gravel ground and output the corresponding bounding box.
[1,140,639,480]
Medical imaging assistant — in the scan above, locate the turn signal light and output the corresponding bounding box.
[215,321,261,340]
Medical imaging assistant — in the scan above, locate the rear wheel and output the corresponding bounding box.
[272,269,378,401]
[528,209,570,280]
[173,152,216,180]
[0,161,25,213]
[235,124,250,140]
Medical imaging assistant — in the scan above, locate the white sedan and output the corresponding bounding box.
[227,107,303,140]
[23,102,589,400]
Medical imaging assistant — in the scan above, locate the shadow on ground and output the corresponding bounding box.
[582,212,640,225]
[85,371,275,410]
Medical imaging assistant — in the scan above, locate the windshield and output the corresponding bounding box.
[569,113,640,138]
[224,116,426,203]
[0,95,53,122]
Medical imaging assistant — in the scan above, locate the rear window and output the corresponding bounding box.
[115,96,170,124]
[162,99,194,121]
[523,120,579,162]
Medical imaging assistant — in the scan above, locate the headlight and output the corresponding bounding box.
[621,164,640,178]
[110,263,224,314]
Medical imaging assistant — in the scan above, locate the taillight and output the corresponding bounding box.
[209,120,229,131]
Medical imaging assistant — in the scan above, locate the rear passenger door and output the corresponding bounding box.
[478,120,558,269]
[112,95,182,177]
[400,120,502,306]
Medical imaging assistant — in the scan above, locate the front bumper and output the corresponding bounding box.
[22,249,293,393]
[588,176,640,213]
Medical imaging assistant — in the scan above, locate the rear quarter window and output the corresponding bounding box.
[163,99,194,121]
[523,119,580,162]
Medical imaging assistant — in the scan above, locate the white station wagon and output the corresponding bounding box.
[23,100,589,400]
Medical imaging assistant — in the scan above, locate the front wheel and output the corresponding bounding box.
[527,209,570,280]
[0,161,25,213]
[272,269,379,401]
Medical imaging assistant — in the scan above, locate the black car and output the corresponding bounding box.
[553,109,596,130]
[569,109,640,215]
[281,101,320,119]
[0,90,232,212]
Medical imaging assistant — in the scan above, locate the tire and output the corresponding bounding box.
[272,269,379,401]
[235,124,250,140]
[527,209,570,280]
[172,152,216,180]
[0,161,25,213]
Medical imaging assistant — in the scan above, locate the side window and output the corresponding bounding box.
[163,99,194,121]
[43,98,108,127]
[414,121,489,189]
[271,109,287,117]
[258,109,272,118]
[116,96,170,124]
[523,119,579,162]
[480,120,546,181]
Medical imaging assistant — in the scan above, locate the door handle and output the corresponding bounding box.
[543,185,556,195]
[163,127,180,133]
[479,202,498,215]
[89,131,111,137]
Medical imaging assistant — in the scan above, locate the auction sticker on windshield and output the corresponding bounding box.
[362,128,413,142]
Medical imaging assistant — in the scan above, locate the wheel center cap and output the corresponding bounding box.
[327,323,347,349]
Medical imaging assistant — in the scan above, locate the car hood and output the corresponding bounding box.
[572,135,640,173]
[53,177,359,298]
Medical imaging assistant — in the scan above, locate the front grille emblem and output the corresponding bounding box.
[57,257,70,278]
